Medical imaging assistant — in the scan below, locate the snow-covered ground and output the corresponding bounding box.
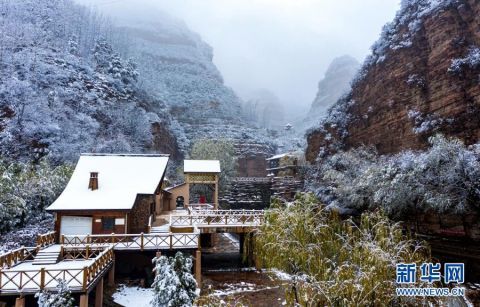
[112,284,201,306]
[112,285,154,306]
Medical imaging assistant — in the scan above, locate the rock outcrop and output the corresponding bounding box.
[306,0,480,163]
[309,56,359,119]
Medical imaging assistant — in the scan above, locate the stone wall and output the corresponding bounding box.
[129,194,155,233]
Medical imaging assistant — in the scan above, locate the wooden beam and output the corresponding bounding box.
[15,297,25,307]
[195,250,202,287]
[214,174,219,210]
[108,262,115,286]
[79,293,88,307]
[186,180,190,208]
[95,277,103,307]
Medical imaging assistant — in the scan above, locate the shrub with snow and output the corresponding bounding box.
[35,279,74,307]
[151,252,198,307]
[448,46,480,75]
[307,135,480,217]
[407,109,447,134]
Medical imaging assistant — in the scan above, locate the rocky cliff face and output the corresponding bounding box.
[298,56,359,133]
[309,56,359,118]
[306,0,480,163]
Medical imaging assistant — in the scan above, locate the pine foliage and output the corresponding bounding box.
[151,252,198,307]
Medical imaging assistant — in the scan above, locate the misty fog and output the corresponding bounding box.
[76,0,400,122]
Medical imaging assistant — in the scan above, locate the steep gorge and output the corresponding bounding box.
[306,0,480,163]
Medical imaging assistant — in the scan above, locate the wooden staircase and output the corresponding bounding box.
[32,247,61,265]
[150,225,169,234]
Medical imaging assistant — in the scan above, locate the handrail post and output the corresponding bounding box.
[86,245,90,259]
[86,234,90,244]
[140,233,144,251]
[169,234,173,250]
[61,234,65,245]
[82,266,88,291]
[40,267,45,289]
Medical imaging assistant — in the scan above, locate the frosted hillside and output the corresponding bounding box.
[86,3,277,153]
[0,0,181,163]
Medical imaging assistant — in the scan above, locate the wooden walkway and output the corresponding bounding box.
[62,232,200,250]
[0,210,265,299]
[170,209,264,233]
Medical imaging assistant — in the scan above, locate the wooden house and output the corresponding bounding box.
[158,160,221,211]
[47,154,169,236]
[266,153,299,178]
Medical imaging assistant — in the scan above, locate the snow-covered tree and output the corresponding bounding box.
[0,0,178,163]
[35,279,75,307]
[0,160,72,233]
[151,252,198,307]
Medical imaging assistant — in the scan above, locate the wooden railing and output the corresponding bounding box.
[61,245,106,260]
[147,215,153,234]
[0,247,37,269]
[36,231,56,249]
[187,203,215,213]
[170,212,264,227]
[82,247,114,291]
[0,246,114,293]
[189,209,265,216]
[234,177,271,183]
[62,232,200,250]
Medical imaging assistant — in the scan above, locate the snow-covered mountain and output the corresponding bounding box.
[0,0,182,163]
[87,3,269,152]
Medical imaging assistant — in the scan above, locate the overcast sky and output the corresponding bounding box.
[78,0,400,116]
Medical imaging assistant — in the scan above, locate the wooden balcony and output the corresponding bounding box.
[0,246,113,295]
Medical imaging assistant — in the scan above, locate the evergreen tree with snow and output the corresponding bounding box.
[171,252,197,305]
[151,252,198,307]
[35,279,74,307]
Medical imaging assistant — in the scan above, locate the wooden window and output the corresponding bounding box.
[102,217,115,231]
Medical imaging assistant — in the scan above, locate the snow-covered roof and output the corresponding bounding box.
[266,153,288,161]
[47,154,169,211]
[165,182,186,191]
[184,160,220,173]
